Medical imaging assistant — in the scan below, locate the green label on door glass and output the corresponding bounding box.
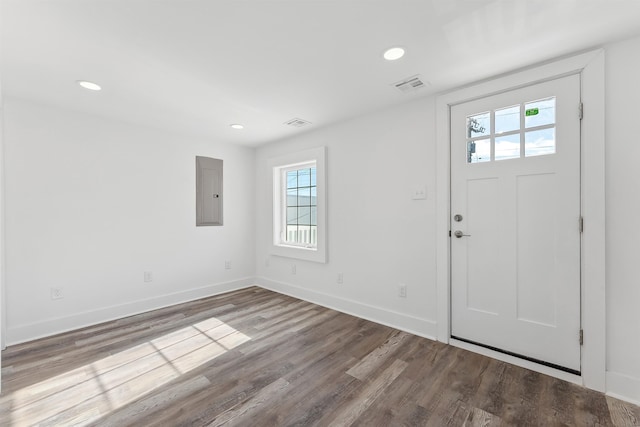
[525,108,539,116]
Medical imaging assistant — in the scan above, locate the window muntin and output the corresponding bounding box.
[282,165,317,248]
[466,97,556,163]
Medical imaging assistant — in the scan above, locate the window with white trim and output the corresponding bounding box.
[270,147,326,263]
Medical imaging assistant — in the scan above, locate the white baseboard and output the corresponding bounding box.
[255,276,437,340]
[606,371,640,406]
[6,277,256,346]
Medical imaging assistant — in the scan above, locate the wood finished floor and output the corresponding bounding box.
[1,287,638,426]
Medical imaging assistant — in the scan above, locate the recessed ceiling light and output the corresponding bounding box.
[76,80,102,91]
[230,124,244,130]
[383,47,405,61]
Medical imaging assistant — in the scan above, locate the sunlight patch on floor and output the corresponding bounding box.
[2,317,251,426]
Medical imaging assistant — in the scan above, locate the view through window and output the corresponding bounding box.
[467,97,556,163]
[284,165,317,247]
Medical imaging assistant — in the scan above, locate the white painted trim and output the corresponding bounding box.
[0,86,5,395]
[438,50,602,106]
[435,80,452,344]
[256,277,437,340]
[436,49,606,391]
[579,50,607,392]
[450,338,583,385]
[5,277,256,345]
[606,371,640,406]
[269,146,327,263]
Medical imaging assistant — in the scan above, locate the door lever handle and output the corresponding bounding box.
[453,230,471,238]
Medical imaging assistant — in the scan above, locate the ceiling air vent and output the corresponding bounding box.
[284,118,312,128]
[393,75,428,93]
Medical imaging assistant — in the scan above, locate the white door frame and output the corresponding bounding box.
[435,49,606,392]
[0,95,5,393]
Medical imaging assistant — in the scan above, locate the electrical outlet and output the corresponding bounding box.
[398,284,407,298]
[291,264,297,275]
[412,186,427,200]
[225,260,232,270]
[337,273,344,284]
[144,271,153,283]
[51,287,64,300]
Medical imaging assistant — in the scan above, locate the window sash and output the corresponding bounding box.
[279,162,317,248]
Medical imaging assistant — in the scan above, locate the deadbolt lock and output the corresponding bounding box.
[454,214,463,222]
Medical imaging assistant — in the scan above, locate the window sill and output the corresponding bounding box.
[270,242,326,263]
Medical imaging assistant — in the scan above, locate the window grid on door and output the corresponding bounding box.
[466,97,556,164]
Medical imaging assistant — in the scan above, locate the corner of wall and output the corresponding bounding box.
[255,276,438,341]
[606,371,640,406]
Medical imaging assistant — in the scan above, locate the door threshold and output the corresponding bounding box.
[450,337,583,385]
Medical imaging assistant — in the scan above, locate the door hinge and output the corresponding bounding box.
[449,230,452,237]
[579,217,584,233]
[579,329,584,345]
[579,102,584,120]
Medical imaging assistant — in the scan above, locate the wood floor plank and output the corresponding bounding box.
[317,358,408,427]
[207,377,291,427]
[143,354,294,426]
[139,311,362,425]
[607,395,640,427]
[265,365,360,426]
[346,330,410,381]
[350,376,415,427]
[86,375,211,427]
[1,286,637,427]
[463,407,504,427]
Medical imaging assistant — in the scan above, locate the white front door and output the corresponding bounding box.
[450,74,582,372]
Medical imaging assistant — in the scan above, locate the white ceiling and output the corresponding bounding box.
[3,0,640,146]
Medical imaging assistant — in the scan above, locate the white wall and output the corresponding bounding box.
[255,97,438,338]
[254,35,640,404]
[2,35,639,405]
[604,36,640,403]
[3,98,256,344]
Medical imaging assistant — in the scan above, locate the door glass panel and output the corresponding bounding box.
[525,128,556,157]
[495,105,520,134]
[468,139,490,163]
[525,97,555,128]
[467,112,490,138]
[495,134,520,161]
[466,97,558,165]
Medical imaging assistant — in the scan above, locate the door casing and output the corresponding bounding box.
[435,50,606,391]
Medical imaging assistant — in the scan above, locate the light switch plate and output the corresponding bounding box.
[412,186,427,200]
